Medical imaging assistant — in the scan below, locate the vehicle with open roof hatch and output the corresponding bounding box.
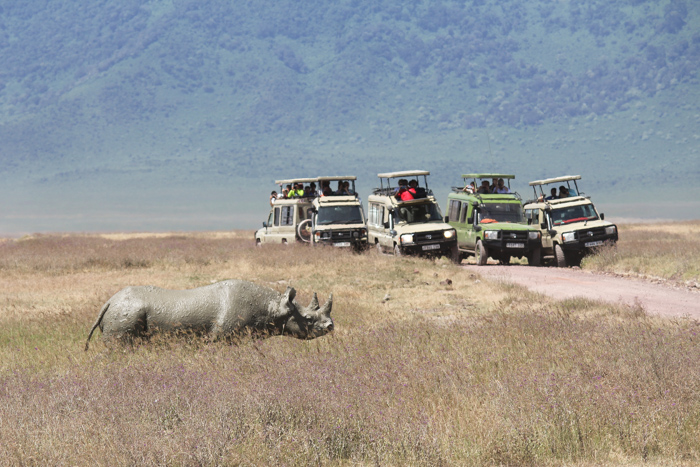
[255,178,317,246]
[302,176,367,250]
[523,175,618,267]
[367,170,458,261]
[446,174,542,265]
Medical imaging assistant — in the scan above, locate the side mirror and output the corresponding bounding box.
[262,222,268,228]
[390,229,397,237]
[547,229,557,237]
[600,213,605,220]
[540,222,547,229]
[444,215,449,223]
[467,217,473,225]
[475,225,482,232]
[383,222,390,229]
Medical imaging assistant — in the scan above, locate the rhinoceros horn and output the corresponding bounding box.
[308,293,319,310]
[319,293,333,316]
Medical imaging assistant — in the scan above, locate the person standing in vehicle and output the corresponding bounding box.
[493,178,510,194]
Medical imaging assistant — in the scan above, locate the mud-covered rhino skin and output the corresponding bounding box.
[85,280,333,349]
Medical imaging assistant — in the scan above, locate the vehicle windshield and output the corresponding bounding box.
[394,202,443,224]
[478,203,524,224]
[316,205,364,225]
[550,204,599,226]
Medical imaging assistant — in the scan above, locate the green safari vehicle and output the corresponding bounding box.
[445,174,542,265]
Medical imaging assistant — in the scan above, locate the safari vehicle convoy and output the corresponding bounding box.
[446,174,542,266]
[367,170,459,261]
[523,175,618,267]
[255,178,316,246]
[255,176,368,249]
[305,176,367,250]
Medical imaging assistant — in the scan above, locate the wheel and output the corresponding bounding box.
[375,241,384,255]
[394,244,402,257]
[475,240,488,265]
[554,244,567,267]
[255,238,262,248]
[297,219,312,243]
[450,244,461,264]
[527,248,541,266]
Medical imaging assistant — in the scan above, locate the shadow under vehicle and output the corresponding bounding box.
[446,174,542,266]
[367,170,458,261]
[303,176,368,250]
[523,175,618,267]
[255,178,317,246]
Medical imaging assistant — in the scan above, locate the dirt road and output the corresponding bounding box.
[464,265,700,320]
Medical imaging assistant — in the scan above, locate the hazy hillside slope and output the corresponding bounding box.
[1,0,698,233]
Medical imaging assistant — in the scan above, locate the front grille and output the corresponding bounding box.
[576,227,608,242]
[501,231,528,241]
[414,231,445,243]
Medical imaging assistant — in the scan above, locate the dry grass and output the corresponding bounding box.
[583,220,700,282]
[0,230,699,465]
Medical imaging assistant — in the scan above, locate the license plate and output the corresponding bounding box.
[506,243,524,249]
[422,244,441,251]
[333,242,351,247]
[585,240,604,247]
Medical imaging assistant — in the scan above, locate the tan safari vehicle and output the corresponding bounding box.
[367,170,459,262]
[255,178,317,246]
[523,175,618,267]
[304,176,368,250]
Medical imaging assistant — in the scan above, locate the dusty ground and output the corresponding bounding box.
[465,264,700,320]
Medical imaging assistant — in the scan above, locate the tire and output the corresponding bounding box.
[255,238,262,248]
[297,219,312,243]
[554,244,567,268]
[450,244,461,264]
[475,240,488,266]
[394,244,402,257]
[527,248,541,266]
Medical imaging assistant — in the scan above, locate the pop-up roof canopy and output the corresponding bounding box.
[462,173,515,179]
[529,175,581,186]
[275,178,318,185]
[377,170,430,179]
[317,175,357,182]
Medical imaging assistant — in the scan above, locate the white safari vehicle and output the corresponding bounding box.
[523,175,618,267]
[367,170,458,261]
[255,178,317,245]
[304,176,368,250]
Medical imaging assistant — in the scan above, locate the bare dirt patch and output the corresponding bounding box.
[465,264,700,319]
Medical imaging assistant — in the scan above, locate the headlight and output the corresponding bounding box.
[605,226,617,236]
[400,234,414,244]
[360,228,367,237]
[444,229,456,239]
[353,231,359,238]
[484,230,499,240]
[528,231,541,240]
[562,232,576,243]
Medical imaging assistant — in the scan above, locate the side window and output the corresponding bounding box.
[267,211,274,226]
[525,209,540,226]
[459,202,468,223]
[281,206,294,226]
[273,207,280,226]
[448,200,461,221]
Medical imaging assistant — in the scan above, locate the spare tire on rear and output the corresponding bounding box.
[297,219,312,243]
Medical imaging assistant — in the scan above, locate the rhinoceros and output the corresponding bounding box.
[85,280,333,350]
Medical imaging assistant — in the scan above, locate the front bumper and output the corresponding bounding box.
[313,228,368,247]
[400,239,458,255]
[560,233,618,252]
[482,236,541,255]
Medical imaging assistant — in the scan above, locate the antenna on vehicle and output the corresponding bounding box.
[485,130,494,162]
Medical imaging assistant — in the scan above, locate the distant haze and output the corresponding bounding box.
[1,0,699,235]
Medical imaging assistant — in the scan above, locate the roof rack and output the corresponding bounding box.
[317,175,357,182]
[377,170,430,179]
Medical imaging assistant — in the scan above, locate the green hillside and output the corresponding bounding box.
[1,0,698,233]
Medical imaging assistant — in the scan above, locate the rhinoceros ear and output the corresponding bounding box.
[283,286,296,303]
[308,292,319,311]
[319,293,333,316]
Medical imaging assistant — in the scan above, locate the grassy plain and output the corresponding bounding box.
[584,220,700,283]
[0,227,699,465]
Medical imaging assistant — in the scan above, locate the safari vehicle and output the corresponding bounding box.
[367,170,458,261]
[523,175,618,267]
[300,176,367,250]
[446,174,542,266]
[255,178,317,246]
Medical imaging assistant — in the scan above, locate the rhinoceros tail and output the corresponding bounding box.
[85,303,110,351]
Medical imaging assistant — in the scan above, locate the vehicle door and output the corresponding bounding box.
[276,204,297,243]
[539,208,555,251]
